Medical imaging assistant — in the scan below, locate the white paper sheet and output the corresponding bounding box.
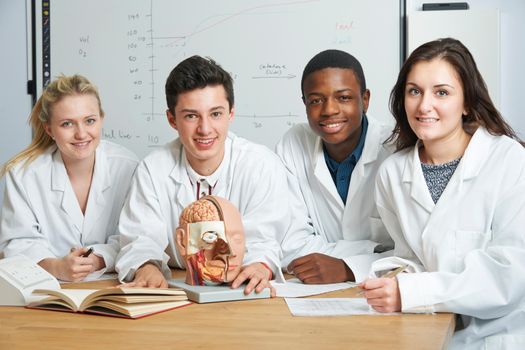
[285,297,371,316]
[271,278,356,298]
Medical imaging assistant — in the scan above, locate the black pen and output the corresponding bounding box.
[81,247,94,258]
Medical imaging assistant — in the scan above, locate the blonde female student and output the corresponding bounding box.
[360,38,525,349]
[0,75,138,282]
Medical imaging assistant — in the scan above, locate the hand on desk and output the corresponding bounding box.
[38,247,105,282]
[231,262,276,297]
[287,253,355,284]
[359,277,402,313]
[121,262,168,288]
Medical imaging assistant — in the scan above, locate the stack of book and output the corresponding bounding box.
[28,287,191,319]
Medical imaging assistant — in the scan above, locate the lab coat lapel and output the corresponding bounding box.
[169,146,194,211]
[423,128,489,231]
[345,120,381,204]
[403,143,435,213]
[51,151,83,233]
[83,147,110,238]
[313,136,343,207]
[209,136,232,197]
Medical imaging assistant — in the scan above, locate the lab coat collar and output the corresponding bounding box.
[460,127,492,180]
[168,140,194,209]
[313,136,342,206]
[401,127,491,213]
[83,145,112,237]
[50,149,84,234]
[358,116,383,166]
[402,143,435,213]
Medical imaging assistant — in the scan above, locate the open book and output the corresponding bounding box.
[27,287,191,319]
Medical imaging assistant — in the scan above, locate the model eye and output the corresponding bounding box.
[211,111,222,119]
[436,90,449,97]
[61,121,73,127]
[86,117,97,125]
[184,114,198,120]
[201,231,219,243]
[339,95,352,102]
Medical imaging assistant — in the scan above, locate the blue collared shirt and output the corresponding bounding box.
[323,115,368,204]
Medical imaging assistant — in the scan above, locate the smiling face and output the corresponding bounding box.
[43,93,103,166]
[167,85,233,176]
[404,58,467,147]
[303,68,369,162]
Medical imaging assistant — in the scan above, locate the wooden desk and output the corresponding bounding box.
[0,270,455,350]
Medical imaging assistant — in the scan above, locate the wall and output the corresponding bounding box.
[407,0,525,139]
[0,0,32,210]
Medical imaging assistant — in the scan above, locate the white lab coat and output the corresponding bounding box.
[374,127,525,350]
[116,132,288,282]
[275,117,394,281]
[0,140,138,273]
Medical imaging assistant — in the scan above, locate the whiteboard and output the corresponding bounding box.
[35,0,402,158]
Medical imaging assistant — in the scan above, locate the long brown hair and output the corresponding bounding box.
[387,37,523,151]
[1,74,104,176]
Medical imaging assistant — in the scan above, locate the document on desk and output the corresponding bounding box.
[285,298,372,316]
[271,278,355,298]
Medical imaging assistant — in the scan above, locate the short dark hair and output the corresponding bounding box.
[388,37,523,150]
[165,55,234,114]
[301,49,367,97]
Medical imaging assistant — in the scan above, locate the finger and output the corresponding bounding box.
[254,278,270,293]
[292,261,315,276]
[294,267,320,283]
[371,305,397,313]
[371,304,388,313]
[71,271,90,281]
[231,269,251,289]
[150,278,168,288]
[79,247,91,255]
[288,256,314,273]
[71,264,93,274]
[269,285,276,298]
[363,287,389,299]
[243,276,260,295]
[366,296,388,307]
[287,257,307,272]
[69,249,85,257]
[118,282,136,288]
[301,276,323,284]
[362,278,389,290]
[159,279,169,288]
[132,280,148,288]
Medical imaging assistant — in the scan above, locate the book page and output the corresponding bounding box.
[82,287,186,309]
[99,295,188,303]
[87,300,191,318]
[32,289,99,311]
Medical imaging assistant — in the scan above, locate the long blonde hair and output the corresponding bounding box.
[1,74,104,177]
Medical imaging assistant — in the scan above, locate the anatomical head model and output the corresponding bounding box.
[175,196,245,286]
